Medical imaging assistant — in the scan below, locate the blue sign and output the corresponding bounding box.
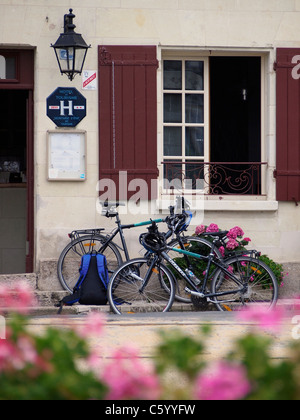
[47,87,86,128]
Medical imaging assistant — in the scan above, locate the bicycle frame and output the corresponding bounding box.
[98,214,166,262]
[159,246,247,303]
[97,196,192,262]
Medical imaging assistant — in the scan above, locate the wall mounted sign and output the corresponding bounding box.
[47,87,86,127]
[47,130,86,181]
[82,70,97,90]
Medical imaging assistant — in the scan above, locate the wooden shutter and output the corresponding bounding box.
[98,45,159,200]
[275,48,300,202]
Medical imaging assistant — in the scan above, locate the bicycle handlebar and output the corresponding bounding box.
[99,196,193,233]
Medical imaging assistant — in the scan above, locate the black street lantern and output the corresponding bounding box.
[51,9,91,81]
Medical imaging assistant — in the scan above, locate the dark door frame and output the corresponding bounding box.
[26,90,34,273]
[0,48,34,273]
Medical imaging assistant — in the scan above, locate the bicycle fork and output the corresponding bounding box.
[126,256,160,294]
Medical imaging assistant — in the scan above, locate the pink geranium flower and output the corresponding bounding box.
[195,361,251,400]
[219,246,225,257]
[0,333,52,373]
[227,226,245,240]
[206,223,219,233]
[195,225,206,235]
[0,282,36,314]
[226,238,239,250]
[237,305,284,333]
[77,311,106,339]
[101,346,160,400]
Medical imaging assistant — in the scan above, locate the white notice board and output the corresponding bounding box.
[47,130,86,181]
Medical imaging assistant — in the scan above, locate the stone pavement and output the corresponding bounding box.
[24,311,298,363]
[3,296,297,317]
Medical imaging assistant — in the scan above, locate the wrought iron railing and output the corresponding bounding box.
[162,161,268,196]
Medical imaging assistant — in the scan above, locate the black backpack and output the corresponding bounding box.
[57,252,109,313]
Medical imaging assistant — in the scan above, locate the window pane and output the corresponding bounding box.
[164,127,182,156]
[186,61,204,91]
[6,57,16,79]
[186,127,204,157]
[164,94,182,123]
[0,56,16,79]
[163,160,183,190]
[185,162,204,190]
[186,94,204,123]
[164,61,182,90]
[0,56,5,79]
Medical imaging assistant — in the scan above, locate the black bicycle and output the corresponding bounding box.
[107,222,279,314]
[57,198,222,294]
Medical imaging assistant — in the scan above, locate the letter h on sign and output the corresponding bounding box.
[60,101,73,116]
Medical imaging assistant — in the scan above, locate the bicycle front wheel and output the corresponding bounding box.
[58,235,122,292]
[108,258,176,315]
[210,255,279,311]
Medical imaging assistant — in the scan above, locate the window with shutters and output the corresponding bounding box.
[161,53,266,197]
[98,47,269,202]
[275,48,300,203]
[98,45,158,201]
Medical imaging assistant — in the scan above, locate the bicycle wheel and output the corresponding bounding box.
[108,258,176,315]
[167,236,223,303]
[210,255,279,311]
[58,235,122,292]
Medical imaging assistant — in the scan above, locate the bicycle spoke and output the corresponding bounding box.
[108,259,175,314]
[211,256,278,311]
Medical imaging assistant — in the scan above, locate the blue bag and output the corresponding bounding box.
[57,252,109,312]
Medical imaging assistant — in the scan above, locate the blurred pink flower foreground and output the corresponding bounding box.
[195,361,251,400]
[101,346,161,400]
[237,305,284,333]
[0,282,36,314]
[77,311,106,339]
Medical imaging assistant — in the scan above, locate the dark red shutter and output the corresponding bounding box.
[276,48,300,202]
[98,45,159,200]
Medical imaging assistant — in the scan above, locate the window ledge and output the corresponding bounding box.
[159,196,278,212]
[203,200,278,212]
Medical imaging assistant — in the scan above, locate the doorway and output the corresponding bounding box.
[210,56,261,194]
[0,90,32,274]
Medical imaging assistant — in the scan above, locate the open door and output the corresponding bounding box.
[26,91,34,273]
[210,56,261,194]
[0,49,34,274]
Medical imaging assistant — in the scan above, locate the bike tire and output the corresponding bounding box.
[108,258,176,315]
[210,255,279,311]
[57,234,122,292]
[167,236,223,303]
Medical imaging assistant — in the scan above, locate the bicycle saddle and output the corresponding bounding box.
[101,201,125,208]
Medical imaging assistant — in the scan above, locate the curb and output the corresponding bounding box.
[1,299,297,317]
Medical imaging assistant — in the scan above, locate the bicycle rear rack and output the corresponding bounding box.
[68,229,105,241]
[227,250,261,260]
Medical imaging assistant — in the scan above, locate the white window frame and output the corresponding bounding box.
[157,48,276,211]
[161,56,210,194]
